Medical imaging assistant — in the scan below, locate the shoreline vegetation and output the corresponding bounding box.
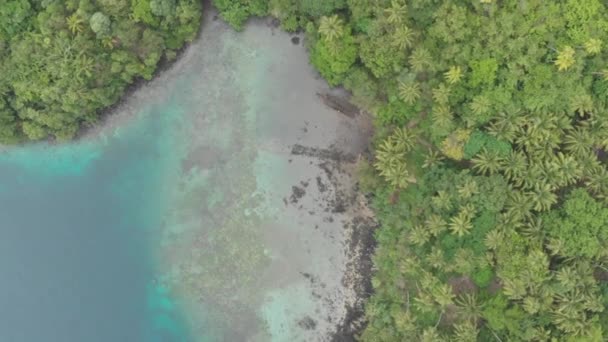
[5,0,608,341]
[0,0,201,143]
[212,0,608,341]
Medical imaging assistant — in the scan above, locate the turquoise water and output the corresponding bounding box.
[0,19,257,339]
[0,13,365,341]
[0,103,193,341]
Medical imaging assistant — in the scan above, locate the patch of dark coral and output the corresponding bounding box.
[316,176,328,192]
[291,144,356,163]
[332,216,379,342]
[298,316,317,330]
[316,92,360,118]
[290,185,306,204]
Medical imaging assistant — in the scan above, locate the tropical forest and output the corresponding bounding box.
[250,0,608,340]
[2,0,608,341]
[0,0,201,142]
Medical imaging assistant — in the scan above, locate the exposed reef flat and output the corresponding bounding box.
[63,6,376,340]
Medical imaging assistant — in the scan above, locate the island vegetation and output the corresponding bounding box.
[212,0,608,340]
[0,0,201,142]
[4,0,608,340]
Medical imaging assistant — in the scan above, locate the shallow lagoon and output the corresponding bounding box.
[0,11,371,342]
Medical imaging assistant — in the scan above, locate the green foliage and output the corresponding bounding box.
[0,0,34,37]
[310,29,357,86]
[306,1,608,337]
[374,127,417,189]
[150,0,176,16]
[0,0,201,142]
[213,0,268,30]
[299,0,345,17]
[463,130,511,159]
[342,67,380,111]
[468,58,498,88]
[90,12,111,38]
[6,0,608,340]
[543,189,608,259]
[471,266,492,288]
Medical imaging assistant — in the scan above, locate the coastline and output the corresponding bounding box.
[41,3,378,340]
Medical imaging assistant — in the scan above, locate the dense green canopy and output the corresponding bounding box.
[0,0,201,142]
[212,0,608,340]
[4,0,608,340]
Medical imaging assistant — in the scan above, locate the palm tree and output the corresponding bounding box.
[585,167,608,199]
[506,190,534,221]
[484,229,504,250]
[318,15,344,43]
[398,81,421,104]
[453,249,474,274]
[409,47,433,73]
[555,46,576,71]
[501,150,527,182]
[552,305,592,337]
[487,111,521,143]
[432,190,452,211]
[67,14,84,35]
[583,293,604,313]
[460,203,476,219]
[431,105,453,132]
[432,283,455,308]
[519,164,543,190]
[423,149,444,169]
[502,278,526,300]
[449,212,473,237]
[377,157,413,189]
[432,83,451,104]
[453,321,478,342]
[472,148,502,175]
[444,66,463,84]
[384,0,407,24]
[539,160,560,189]
[570,94,594,117]
[375,139,404,185]
[528,182,557,211]
[587,117,608,149]
[427,247,445,270]
[414,292,437,314]
[578,150,602,178]
[74,53,94,80]
[374,129,418,188]
[457,179,478,199]
[521,217,544,242]
[420,328,444,342]
[523,296,541,314]
[392,127,417,151]
[409,225,430,246]
[546,237,565,256]
[584,38,602,55]
[102,36,115,49]
[556,266,578,289]
[564,127,593,157]
[455,294,484,323]
[392,25,415,49]
[393,310,417,334]
[425,214,448,236]
[553,152,581,187]
[470,95,491,117]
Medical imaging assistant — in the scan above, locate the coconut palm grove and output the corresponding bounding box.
[3,0,608,340]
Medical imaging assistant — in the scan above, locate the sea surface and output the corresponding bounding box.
[0,11,370,342]
[0,104,191,341]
